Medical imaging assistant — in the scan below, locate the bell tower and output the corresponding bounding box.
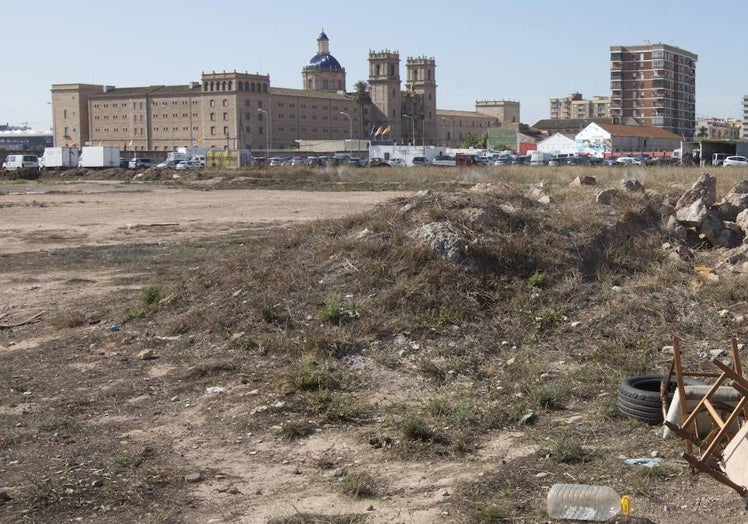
[368,50,401,140]
[405,57,437,145]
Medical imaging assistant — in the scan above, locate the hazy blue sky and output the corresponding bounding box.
[3,0,745,130]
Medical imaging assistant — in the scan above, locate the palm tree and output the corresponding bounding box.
[351,81,372,138]
[696,126,709,140]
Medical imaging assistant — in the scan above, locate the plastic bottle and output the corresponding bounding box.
[547,483,629,521]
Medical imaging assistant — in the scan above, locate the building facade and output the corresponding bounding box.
[51,32,515,152]
[695,116,741,140]
[549,93,610,121]
[609,42,697,139]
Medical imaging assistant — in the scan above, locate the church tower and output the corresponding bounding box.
[302,31,346,92]
[368,50,401,140]
[405,57,437,145]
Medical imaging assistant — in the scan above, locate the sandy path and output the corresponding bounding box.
[0,181,410,254]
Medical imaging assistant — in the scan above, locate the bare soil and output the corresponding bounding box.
[2,171,748,524]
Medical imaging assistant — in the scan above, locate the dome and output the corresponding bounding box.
[305,53,342,71]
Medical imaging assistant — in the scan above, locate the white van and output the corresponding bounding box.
[2,154,39,171]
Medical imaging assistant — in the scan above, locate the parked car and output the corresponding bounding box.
[175,160,203,170]
[128,157,156,169]
[431,155,456,167]
[289,156,306,166]
[267,157,284,166]
[723,156,748,167]
[119,157,129,168]
[615,156,641,166]
[156,159,180,168]
[603,156,620,166]
[368,157,389,167]
[387,158,405,167]
[713,153,729,166]
[412,156,429,166]
[346,157,365,167]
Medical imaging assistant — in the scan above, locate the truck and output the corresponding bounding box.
[78,146,120,168]
[529,151,553,166]
[39,147,79,170]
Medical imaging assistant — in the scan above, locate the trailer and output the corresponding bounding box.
[78,146,120,168]
[39,147,79,170]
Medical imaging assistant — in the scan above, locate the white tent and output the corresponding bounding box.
[536,133,577,155]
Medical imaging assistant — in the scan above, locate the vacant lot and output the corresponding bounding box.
[2,167,748,523]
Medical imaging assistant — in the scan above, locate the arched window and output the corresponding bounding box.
[239,82,244,92]
[263,84,268,93]
[228,81,233,91]
[251,83,256,92]
[222,81,227,91]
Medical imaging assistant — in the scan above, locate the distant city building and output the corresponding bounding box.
[694,116,741,140]
[742,95,748,138]
[610,42,697,139]
[51,32,518,152]
[0,128,53,151]
[549,93,610,120]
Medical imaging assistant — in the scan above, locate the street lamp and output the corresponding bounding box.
[257,108,269,153]
[441,117,453,146]
[340,111,352,156]
[402,113,415,145]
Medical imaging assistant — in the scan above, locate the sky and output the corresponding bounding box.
[3,0,746,131]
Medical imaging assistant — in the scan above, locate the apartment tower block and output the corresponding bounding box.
[610,42,697,139]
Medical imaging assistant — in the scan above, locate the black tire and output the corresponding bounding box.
[617,375,699,425]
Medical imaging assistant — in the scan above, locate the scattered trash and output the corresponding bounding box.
[624,457,662,468]
[184,472,203,483]
[109,325,120,332]
[138,349,155,360]
[205,386,226,394]
[547,483,629,521]
[519,410,537,425]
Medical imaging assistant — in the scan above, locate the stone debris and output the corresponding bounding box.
[672,174,748,248]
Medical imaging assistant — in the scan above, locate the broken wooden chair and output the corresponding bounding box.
[661,336,748,502]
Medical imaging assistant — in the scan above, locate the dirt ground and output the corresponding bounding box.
[2,177,748,523]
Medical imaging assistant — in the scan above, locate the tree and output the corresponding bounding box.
[352,81,372,139]
[460,131,487,149]
[696,126,709,141]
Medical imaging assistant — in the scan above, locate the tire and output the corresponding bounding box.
[617,375,699,425]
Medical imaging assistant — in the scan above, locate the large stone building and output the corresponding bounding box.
[51,32,518,152]
[609,42,697,139]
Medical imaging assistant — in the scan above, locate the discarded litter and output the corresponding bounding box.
[205,386,226,394]
[109,325,120,332]
[623,457,662,468]
[547,483,630,521]
[519,410,537,425]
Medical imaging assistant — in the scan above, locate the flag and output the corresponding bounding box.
[197,132,204,143]
[98,141,103,146]
[128,139,133,147]
[381,125,391,137]
[369,124,376,136]
[374,126,384,137]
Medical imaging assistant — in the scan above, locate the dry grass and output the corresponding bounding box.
[6,165,748,522]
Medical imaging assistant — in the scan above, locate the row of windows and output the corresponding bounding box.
[202,80,269,93]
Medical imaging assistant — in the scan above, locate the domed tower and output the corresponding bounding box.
[368,50,401,140]
[302,31,346,92]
